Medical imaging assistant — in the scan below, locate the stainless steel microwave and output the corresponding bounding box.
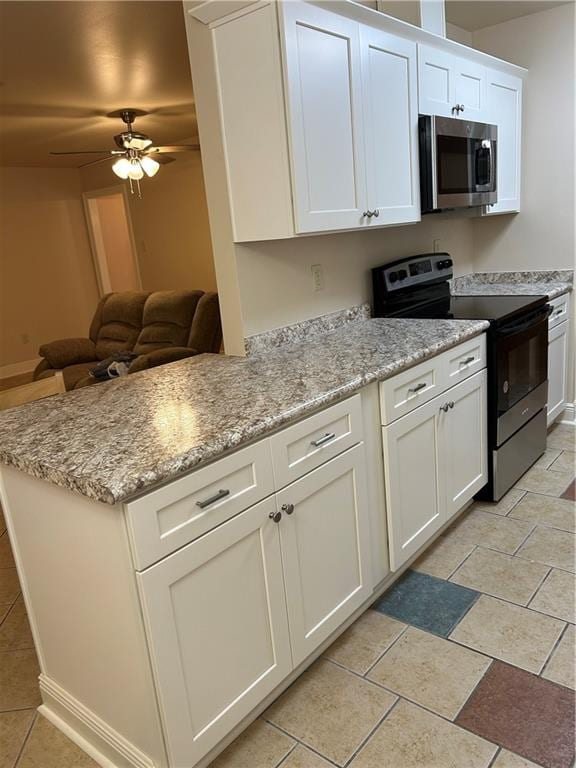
[419,115,498,213]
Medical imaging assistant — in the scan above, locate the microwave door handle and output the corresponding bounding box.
[487,139,495,189]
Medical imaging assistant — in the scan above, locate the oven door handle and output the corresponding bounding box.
[495,305,553,337]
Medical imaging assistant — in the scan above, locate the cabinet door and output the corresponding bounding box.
[418,45,455,118]
[383,396,444,571]
[453,58,488,122]
[361,27,420,226]
[419,46,487,121]
[280,2,368,232]
[485,70,522,215]
[276,445,372,666]
[547,321,569,426]
[442,370,488,518]
[137,497,292,768]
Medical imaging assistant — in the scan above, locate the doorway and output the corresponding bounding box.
[83,186,142,294]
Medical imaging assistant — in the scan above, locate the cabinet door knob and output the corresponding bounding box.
[362,211,371,218]
[372,209,380,218]
[269,510,282,523]
[449,401,455,409]
[440,403,450,413]
[282,503,295,515]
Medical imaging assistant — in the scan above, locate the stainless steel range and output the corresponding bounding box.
[372,253,551,501]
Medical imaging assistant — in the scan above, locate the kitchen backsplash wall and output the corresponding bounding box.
[236,217,475,337]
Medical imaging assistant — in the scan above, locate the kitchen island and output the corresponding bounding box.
[0,316,490,768]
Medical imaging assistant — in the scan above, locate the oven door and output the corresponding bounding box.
[432,116,497,210]
[493,305,551,421]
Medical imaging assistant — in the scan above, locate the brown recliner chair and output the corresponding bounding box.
[34,290,222,391]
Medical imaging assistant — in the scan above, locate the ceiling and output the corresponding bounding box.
[445,0,572,31]
[0,1,197,167]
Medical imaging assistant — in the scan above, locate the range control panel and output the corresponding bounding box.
[373,252,453,295]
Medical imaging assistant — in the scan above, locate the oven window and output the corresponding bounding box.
[496,321,548,415]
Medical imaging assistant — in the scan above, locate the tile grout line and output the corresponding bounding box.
[537,618,573,682]
[486,746,502,768]
[11,710,37,768]
[264,718,341,768]
[341,695,403,768]
[271,739,302,768]
[360,622,410,679]
[443,544,479,581]
[525,566,556,613]
[322,656,496,732]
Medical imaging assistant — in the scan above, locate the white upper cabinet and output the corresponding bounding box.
[280,2,368,232]
[485,70,522,215]
[360,27,420,225]
[418,45,488,122]
[187,0,525,240]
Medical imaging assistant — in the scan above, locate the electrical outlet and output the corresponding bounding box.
[433,239,442,254]
[311,264,324,292]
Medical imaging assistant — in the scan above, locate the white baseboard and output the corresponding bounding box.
[39,675,156,768]
[560,402,576,425]
[0,358,40,379]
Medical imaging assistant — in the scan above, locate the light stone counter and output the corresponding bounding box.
[0,318,488,504]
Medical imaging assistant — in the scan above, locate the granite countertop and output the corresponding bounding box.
[0,318,488,505]
[451,270,573,300]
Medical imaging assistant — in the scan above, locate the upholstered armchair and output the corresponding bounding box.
[34,290,222,390]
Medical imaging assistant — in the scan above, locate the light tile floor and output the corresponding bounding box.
[0,422,574,768]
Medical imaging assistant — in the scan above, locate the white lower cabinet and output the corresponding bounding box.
[443,370,488,517]
[277,444,372,666]
[138,442,372,766]
[382,391,444,570]
[137,496,292,768]
[383,370,487,570]
[547,320,569,426]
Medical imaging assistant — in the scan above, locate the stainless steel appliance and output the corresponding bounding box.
[419,116,498,212]
[372,253,551,500]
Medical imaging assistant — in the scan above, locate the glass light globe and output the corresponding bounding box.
[140,155,160,177]
[112,157,131,179]
[128,159,144,180]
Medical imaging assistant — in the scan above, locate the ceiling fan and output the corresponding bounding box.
[50,109,199,193]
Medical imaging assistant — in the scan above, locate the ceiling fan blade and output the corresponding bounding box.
[156,155,175,165]
[147,145,200,154]
[79,156,117,169]
[50,150,121,156]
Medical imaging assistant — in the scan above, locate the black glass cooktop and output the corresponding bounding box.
[382,289,548,325]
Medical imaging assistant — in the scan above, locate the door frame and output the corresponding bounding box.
[82,185,142,295]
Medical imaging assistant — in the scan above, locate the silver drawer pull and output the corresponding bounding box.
[311,432,336,447]
[553,308,564,316]
[408,382,427,394]
[196,488,230,509]
[460,356,475,366]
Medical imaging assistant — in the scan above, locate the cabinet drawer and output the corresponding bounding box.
[270,395,363,488]
[444,335,486,387]
[549,293,570,329]
[126,440,274,569]
[380,355,444,425]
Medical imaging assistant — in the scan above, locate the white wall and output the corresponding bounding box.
[237,217,475,336]
[0,168,100,369]
[81,153,217,293]
[472,3,575,272]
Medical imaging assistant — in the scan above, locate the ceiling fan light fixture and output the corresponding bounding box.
[112,157,131,179]
[129,137,153,150]
[140,155,160,177]
[128,159,144,180]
